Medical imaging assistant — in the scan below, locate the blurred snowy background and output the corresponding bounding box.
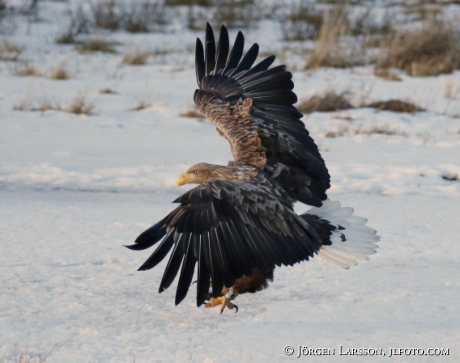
[0,0,459,362]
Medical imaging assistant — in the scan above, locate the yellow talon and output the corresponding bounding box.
[205,296,237,314]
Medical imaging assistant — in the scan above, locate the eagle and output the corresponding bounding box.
[126,24,379,314]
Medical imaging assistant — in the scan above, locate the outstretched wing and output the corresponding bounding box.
[126,179,324,307]
[194,24,330,207]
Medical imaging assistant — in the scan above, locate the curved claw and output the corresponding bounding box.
[205,296,238,314]
[234,304,238,313]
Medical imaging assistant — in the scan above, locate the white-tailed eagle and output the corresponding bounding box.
[126,24,379,313]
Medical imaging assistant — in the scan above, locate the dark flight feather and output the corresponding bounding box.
[234,55,276,81]
[229,43,259,77]
[205,23,216,76]
[138,230,175,271]
[223,31,244,75]
[125,221,166,251]
[196,236,210,306]
[214,25,229,75]
[130,178,326,304]
[175,235,196,305]
[195,39,205,87]
[159,233,186,292]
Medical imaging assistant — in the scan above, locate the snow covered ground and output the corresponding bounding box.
[1,2,459,362]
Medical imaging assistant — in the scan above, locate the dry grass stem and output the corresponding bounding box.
[14,91,96,115]
[134,79,152,110]
[0,343,57,363]
[325,125,350,138]
[170,66,185,72]
[14,93,61,113]
[212,0,260,30]
[377,16,460,76]
[100,88,119,94]
[442,101,460,119]
[279,2,323,41]
[151,48,173,57]
[11,61,41,76]
[325,123,409,138]
[49,65,70,80]
[68,93,96,115]
[14,99,61,112]
[442,174,458,181]
[180,106,204,119]
[305,7,362,69]
[421,131,434,145]
[0,40,22,61]
[355,124,408,137]
[374,68,402,82]
[404,3,443,21]
[90,0,121,30]
[134,95,152,111]
[298,91,353,114]
[13,87,35,111]
[135,98,151,111]
[124,1,169,33]
[367,100,424,113]
[75,38,116,54]
[122,48,150,65]
[187,0,259,31]
[443,80,460,100]
[89,0,169,33]
[330,113,357,122]
[165,0,212,5]
[54,5,90,44]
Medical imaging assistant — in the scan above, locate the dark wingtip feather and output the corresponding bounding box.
[134,222,166,243]
[195,38,205,86]
[125,243,148,251]
[160,233,191,296]
[223,31,244,75]
[214,25,229,74]
[136,231,175,271]
[205,23,216,76]
[235,55,276,81]
[230,43,259,77]
[260,55,276,67]
[128,223,167,251]
[175,243,197,306]
[196,240,210,307]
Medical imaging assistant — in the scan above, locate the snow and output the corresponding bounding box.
[1,2,459,362]
[1,192,459,362]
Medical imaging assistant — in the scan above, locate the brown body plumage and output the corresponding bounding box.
[233,268,274,295]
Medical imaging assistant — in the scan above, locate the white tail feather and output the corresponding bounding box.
[307,200,380,269]
[319,248,359,267]
[316,251,351,269]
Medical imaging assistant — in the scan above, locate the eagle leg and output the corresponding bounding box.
[204,287,238,314]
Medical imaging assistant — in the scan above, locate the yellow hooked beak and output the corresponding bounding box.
[176,173,194,187]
